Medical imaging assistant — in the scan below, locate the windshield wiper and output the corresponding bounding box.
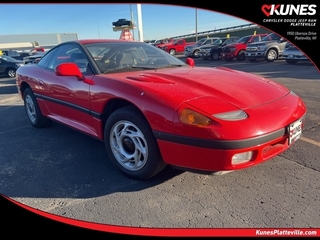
[101,64,184,73]
[160,64,184,68]
[131,66,159,70]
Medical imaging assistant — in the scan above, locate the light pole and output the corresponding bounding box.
[130,4,135,40]
[137,4,143,42]
[97,19,100,39]
[195,8,198,42]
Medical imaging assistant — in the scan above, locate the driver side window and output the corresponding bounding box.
[47,44,89,73]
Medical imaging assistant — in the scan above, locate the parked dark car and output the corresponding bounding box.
[282,42,310,64]
[0,55,24,77]
[184,37,219,58]
[199,36,240,60]
[1,50,29,61]
[112,18,132,27]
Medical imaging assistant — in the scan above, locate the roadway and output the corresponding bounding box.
[0,57,319,232]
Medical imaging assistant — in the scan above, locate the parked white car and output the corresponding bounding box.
[282,42,309,64]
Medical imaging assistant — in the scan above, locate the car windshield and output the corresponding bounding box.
[261,33,281,41]
[195,38,207,45]
[236,36,251,44]
[212,38,223,44]
[85,41,186,73]
[0,55,18,62]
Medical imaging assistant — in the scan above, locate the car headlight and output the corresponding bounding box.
[213,110,247,121]
[256,44,266,51]
[179,109,211,127]
[16,63,24,67]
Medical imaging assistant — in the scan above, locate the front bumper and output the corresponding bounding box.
[245,51,266,59]
[199,51,211,58]
[282,50,309,61]
[154,92,306,174]
[156,120,304,173]
[184,50,193,57]
[221,52,234,59]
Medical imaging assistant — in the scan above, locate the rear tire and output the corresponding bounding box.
[104,106,166,180]
[169,49,176,55]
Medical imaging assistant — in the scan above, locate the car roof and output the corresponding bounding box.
[67,39,141,45]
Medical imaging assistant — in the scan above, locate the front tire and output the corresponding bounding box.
[6,68,16,78]
[192,49,200,58]
[265,49,278,62]
[104,106,166,180]
[236,50,246,61]
[23,88,51,128]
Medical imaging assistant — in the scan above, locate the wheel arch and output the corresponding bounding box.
[236,49,245,55]
[100,99,150,139]
[266,46,279,55]
[18,81,32,98]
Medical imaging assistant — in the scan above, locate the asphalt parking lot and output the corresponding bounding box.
[0,57,319,231]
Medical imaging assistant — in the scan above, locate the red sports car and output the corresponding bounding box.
[16,39,307,180]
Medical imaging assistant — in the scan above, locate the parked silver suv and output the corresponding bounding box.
[245,32,287,62]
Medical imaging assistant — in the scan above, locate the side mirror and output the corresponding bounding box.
[186,57,194,67]
[55,63,83,79]
[55,63,94,85]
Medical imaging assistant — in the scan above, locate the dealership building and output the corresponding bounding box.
[0,33,78,52]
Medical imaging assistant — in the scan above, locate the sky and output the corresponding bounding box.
[0,3,251,41]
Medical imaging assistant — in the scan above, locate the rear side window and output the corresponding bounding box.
[37,48,57,68]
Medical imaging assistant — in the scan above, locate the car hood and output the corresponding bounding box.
[113,66,289,110]
[9,60,23,63]
[199,44,220,50]
[186,43,202,48]
[247,40,279,46]
[209,44,222,49]
[224,43,245,48]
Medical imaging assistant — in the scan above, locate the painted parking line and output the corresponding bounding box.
[300,136,320,147]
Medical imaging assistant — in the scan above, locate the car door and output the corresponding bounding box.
[0,58,6,75]
[36,43,96,136]
[175,40,185,53]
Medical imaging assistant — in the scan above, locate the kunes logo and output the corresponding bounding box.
[261,4,317,17]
